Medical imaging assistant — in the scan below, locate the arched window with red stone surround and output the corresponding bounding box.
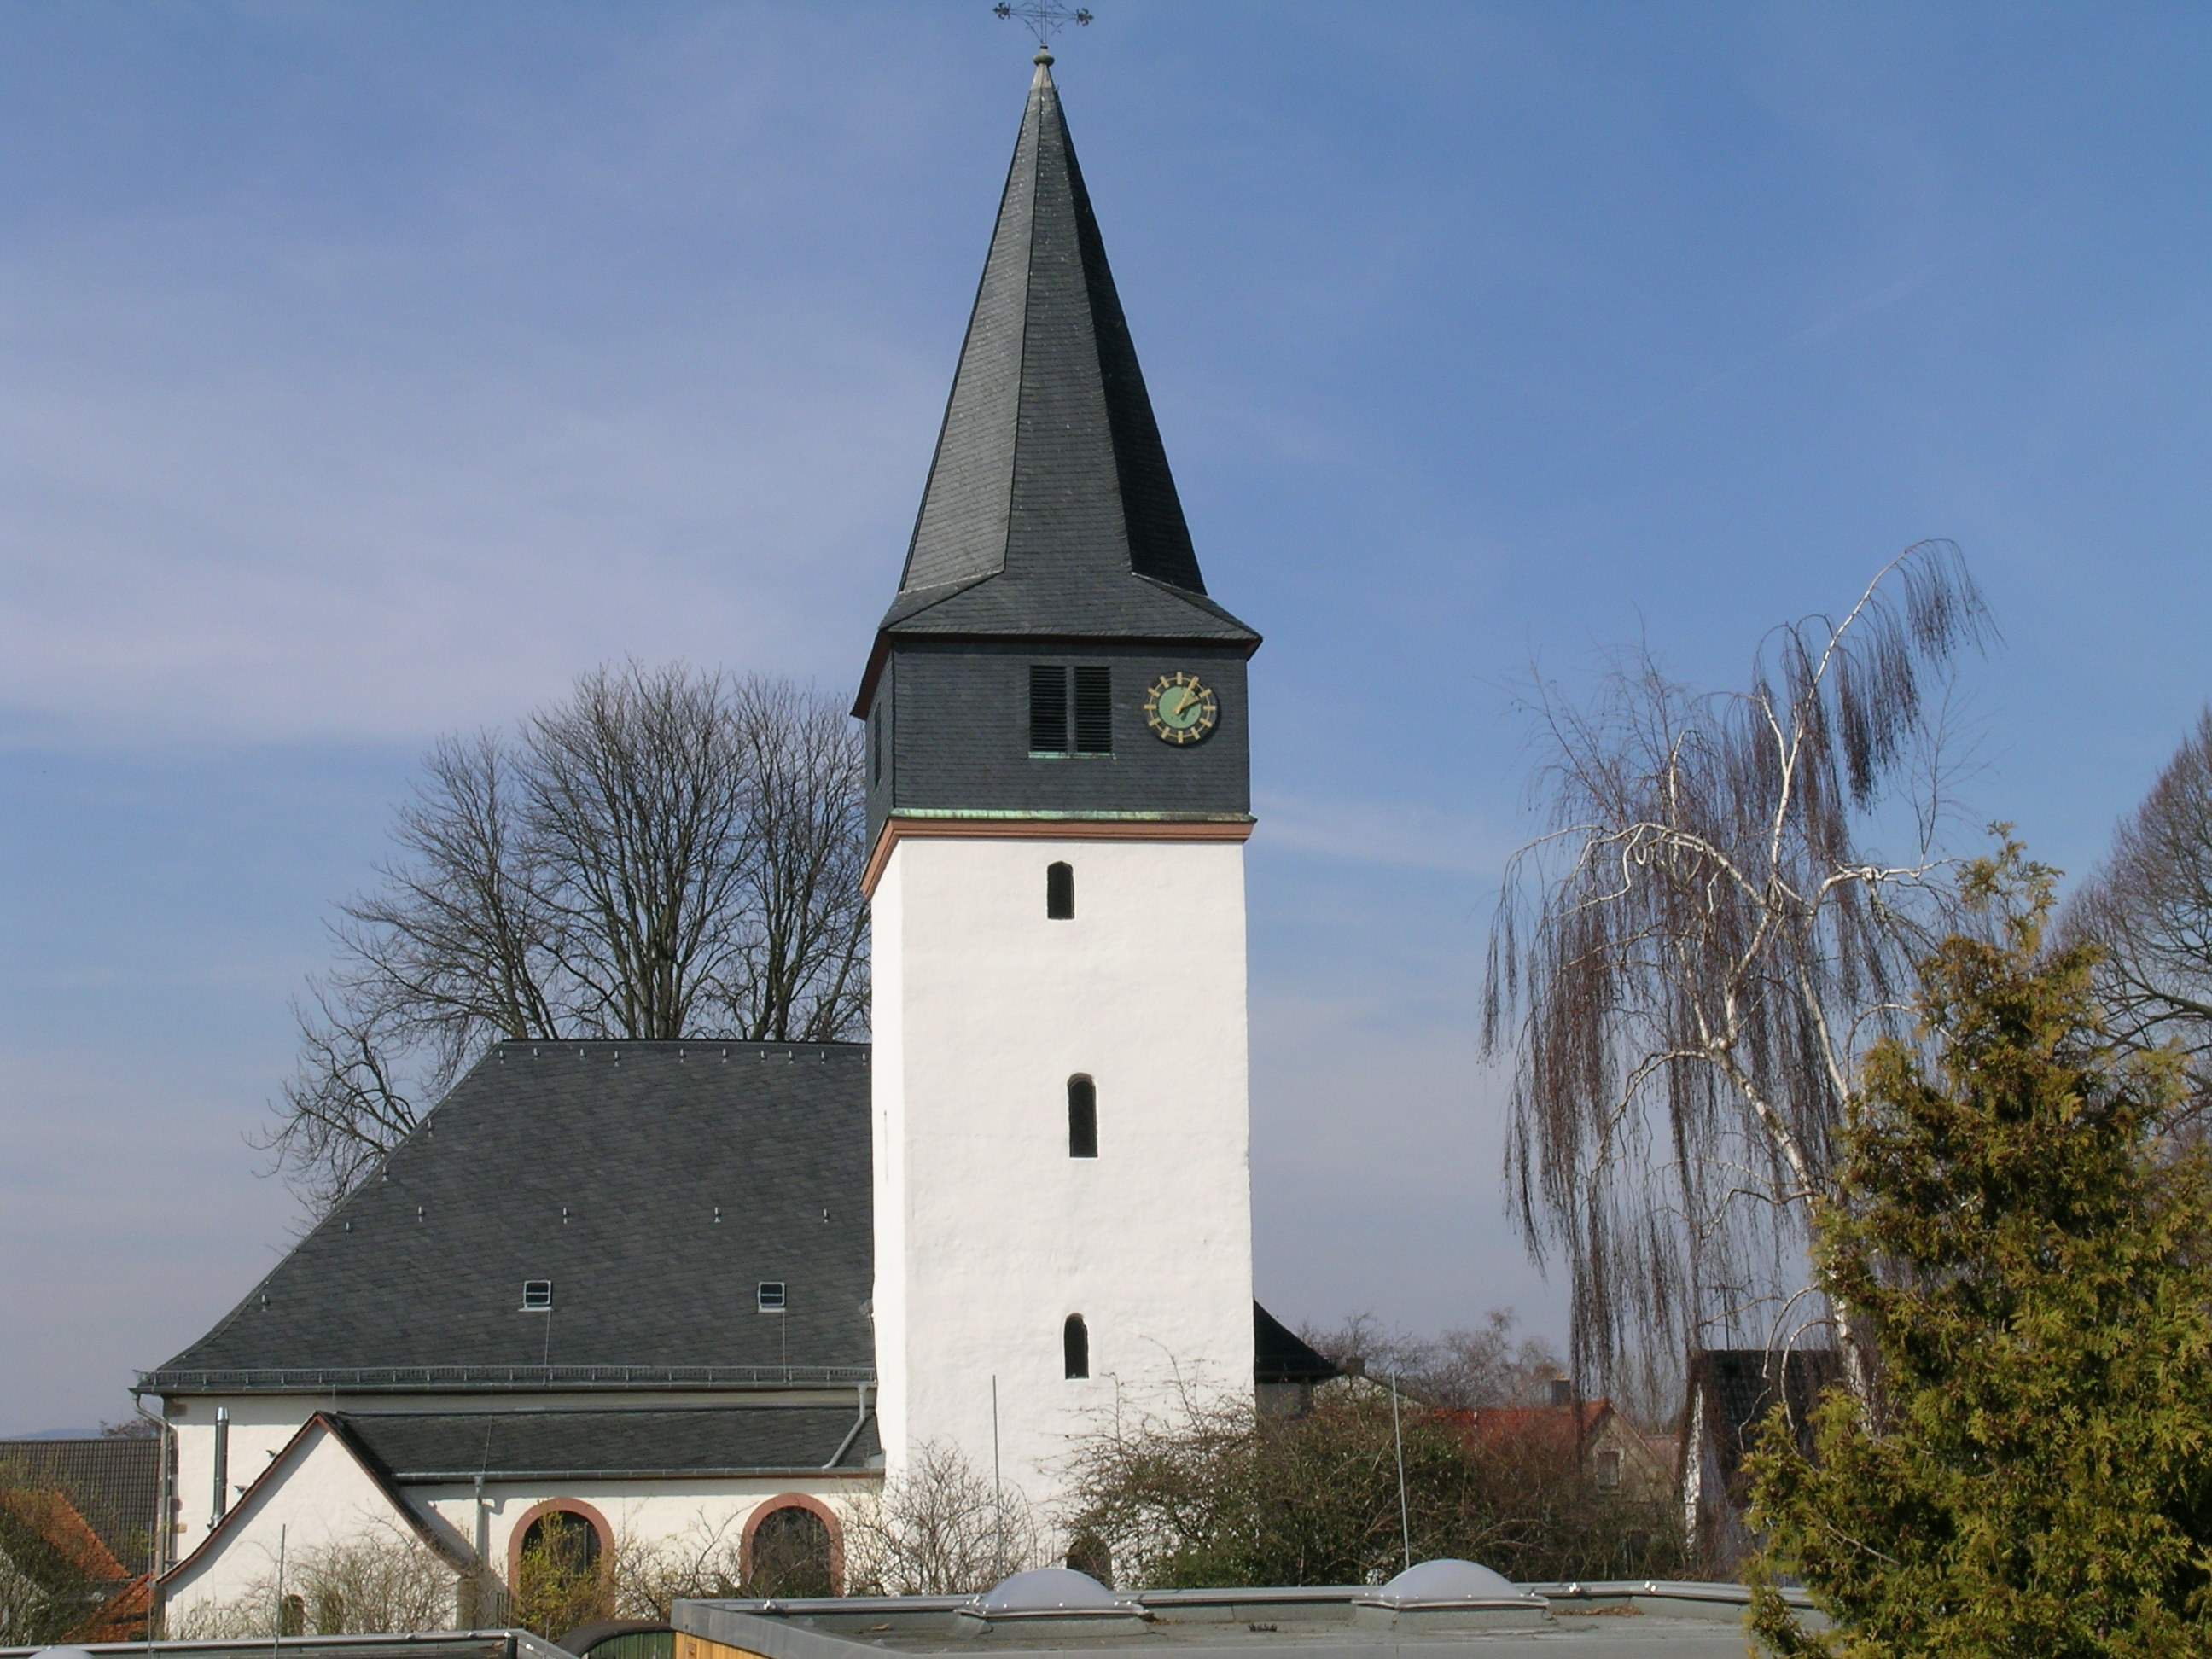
[506,1497,614,1598]
[741,1494,841,1597]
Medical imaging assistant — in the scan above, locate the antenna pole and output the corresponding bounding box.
[1390,1372,1412,1574]
[272,1523,287,1651]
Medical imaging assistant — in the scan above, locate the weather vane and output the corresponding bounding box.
[993,2,1094,54]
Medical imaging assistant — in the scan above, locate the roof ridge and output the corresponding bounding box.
[490,1037,870,1051]
[335,1401,864,1419]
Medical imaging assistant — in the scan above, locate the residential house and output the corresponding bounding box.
[1677,1348,1844,1574]
[0,1435,161,1639]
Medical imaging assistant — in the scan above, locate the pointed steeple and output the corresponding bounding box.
[872,54,1256,655]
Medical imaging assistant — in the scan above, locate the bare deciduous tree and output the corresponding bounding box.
[160,1528,459,1639]
[2064,707,2212,1130]
[1297,1310,1564,1412]
[1062,1383,1682,1588]
[0,1456,119,1647]
[508,1512,614,1638]
[1481,544,1993,1400]
[256,663,869,1208]
[843,1441,1041,1595]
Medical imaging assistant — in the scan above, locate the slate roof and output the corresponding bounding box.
[145,1044,876,1389]
[146,1039,1304,1401]
[0,1435,161,1575]
[335,1406,879,1481]
[1254,1305,1338,1385]
[861,55,1254,710]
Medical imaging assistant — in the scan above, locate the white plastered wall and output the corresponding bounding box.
[872,835,1256,1522]
[163,1419,465,1625]
[161,1388,850,1573]
[164,1425,881,1625]
[417,1476,876,1587]
[166,1394,311,1564]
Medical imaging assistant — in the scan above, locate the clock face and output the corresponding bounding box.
[1144,672,1220,746]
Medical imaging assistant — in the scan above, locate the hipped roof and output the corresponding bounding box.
[144,1043,876,1388]
[143,1039,1319,1400]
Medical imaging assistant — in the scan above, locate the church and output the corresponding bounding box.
[139,48,1332,1627]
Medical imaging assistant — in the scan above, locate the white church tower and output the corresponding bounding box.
[857,49,1260,1518]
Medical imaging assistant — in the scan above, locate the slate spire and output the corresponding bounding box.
[873,53,1255,651]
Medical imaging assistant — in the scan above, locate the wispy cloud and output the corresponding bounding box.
[1611,196,2055,439]
[1254,788,1505,875]
[0,12,971,753]
[0,245,937,748]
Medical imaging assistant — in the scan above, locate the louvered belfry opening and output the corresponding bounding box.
[1028,664,1112,756]
[1029,663,1068,753]
[1073,665,1112,753]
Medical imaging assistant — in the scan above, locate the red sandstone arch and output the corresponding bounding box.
[506,1496,614,1590]
[740,1493,844,1594]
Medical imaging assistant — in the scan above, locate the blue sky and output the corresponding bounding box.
[3,2,2209,1433]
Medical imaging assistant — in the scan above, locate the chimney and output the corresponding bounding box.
[1549,1376,1572,1408]
[211,1406,230,1526]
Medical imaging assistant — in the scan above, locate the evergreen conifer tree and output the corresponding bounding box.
[1747,841,2212,1656]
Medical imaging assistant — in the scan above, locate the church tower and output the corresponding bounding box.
[857,49,1260,1514]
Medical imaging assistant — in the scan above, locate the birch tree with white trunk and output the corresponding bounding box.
[1481,543,1993,1400]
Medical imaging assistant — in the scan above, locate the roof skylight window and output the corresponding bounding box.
[521,1279,553,1312]
[757,1281,787,1313]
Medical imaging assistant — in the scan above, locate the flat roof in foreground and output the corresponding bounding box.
[674,1569,1821,1658]
[3,1634,573,1659]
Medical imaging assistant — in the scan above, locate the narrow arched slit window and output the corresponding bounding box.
[1068,1075,1097,1158]
[1046,861,1075,920]
[1063,1313,1090,1379]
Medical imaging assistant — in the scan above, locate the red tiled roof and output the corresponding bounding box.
[86,1573,154,1641]
[0,1435,160,1575]
[1467,1400,1610,1452]
[0,1486,131,1582]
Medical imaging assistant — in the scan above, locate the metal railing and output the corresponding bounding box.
[137,1363,876,1393]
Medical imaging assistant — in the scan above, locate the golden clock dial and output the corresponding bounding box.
[1144,672,1220,746]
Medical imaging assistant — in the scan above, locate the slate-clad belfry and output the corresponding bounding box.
[139,56,1324,1622]
[858,49,1266,1512]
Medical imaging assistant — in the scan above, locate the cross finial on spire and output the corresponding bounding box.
[992,1,1093,57]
